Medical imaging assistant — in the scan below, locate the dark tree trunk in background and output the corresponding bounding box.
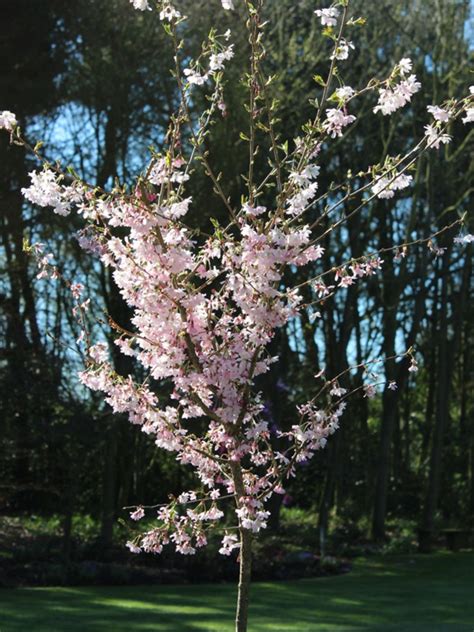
[95,102,136,551]
[372,202,428,539]
[318,280,355,548]
[100,419,119,553]
[372,212,400,541]
[422,247,471,533]
[422,255,450,534]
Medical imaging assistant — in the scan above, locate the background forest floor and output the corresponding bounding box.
[0,551,472,631]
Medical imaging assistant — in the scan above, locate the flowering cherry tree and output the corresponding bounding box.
[2,0,472,629]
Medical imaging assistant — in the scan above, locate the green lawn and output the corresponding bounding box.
[0,552,472,631]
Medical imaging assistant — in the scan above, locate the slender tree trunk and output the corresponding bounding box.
[231,462,253,632]
[236,527,252,632]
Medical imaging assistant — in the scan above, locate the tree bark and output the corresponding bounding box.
[231,462,252,632]
[422,257,449,533]
[99,419,118,553]
[372,236,427,540]
[422,246,470,532]
[236,527,252,632]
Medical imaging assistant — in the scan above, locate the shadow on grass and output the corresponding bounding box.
[0,552,473,631]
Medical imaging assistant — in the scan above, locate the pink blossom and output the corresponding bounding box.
[183,68,209,86]
[22,169,72,216]
[0,110,17,131]
[373,73,421,115]
[330,39,354,61]
[219,533,240,555]
[363,384,377,399]
[462,107,474,124]
[209,45,234,72]
[70,283,84,299]
[372,173,413,199]
[129,0,150,10]
[398,58,413,76]
[89,343,109,364]
[335,86,355,102]
[243,202,266,217]
[130,506,145,521]
[427,105,450,122]
[315,7,340,27]
[424,124,451,149]
[159,4,181,22]
[323,108,356,138]
[126,541,142,553]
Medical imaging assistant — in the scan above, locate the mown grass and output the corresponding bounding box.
[0,551,472,631]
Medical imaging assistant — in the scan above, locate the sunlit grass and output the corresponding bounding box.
[0,552,472,631]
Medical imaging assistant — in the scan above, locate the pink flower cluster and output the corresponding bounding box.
[22,168,85,216]
[323,108,356,138]
[0,110,17,131]
[60,147,337,553]
[373,60,421,115]
[372,172,413,199]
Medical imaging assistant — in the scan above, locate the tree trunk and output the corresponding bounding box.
[95,105,133,549]
[422,259,449,533]
[372,228,399,540]
[422,246,470,532]
[231,462,252,632]
[266,492,283,532]
[372,242,427,540]
[372,390,398,540]
[99,419,118,553]
[236,527,252,632]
